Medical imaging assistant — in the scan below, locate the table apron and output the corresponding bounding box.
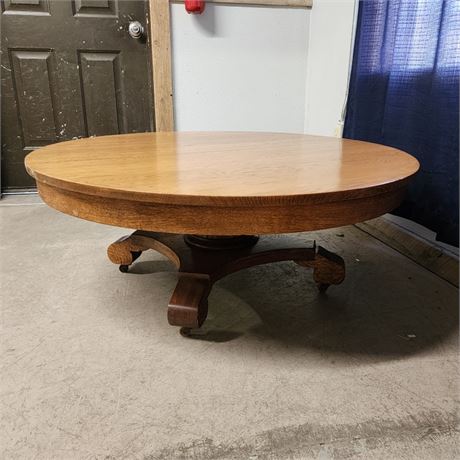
[37,181,406,235]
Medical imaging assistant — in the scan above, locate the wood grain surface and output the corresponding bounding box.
[26,132,419,234]
[25,132,418,204]
[149,0,174,132]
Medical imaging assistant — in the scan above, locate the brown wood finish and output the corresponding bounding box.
[149,0,174,132]
[107,231,345,328]
[25,132,418,204]
[26,131,418,331]
[297,246,345,292]
[25,132,419,234]
[36,180,407,235]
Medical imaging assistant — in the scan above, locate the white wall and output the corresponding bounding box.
[303,0,356,136]
[171,1,356,136]
[171,3,309,133]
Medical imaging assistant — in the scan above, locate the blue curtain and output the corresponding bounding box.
[344,0,459,246]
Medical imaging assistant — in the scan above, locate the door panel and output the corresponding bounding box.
[3,0,50,16]
[73,0,117,17]
[79,51,123,136]
[1,0,154,190]
[10,50,58,148]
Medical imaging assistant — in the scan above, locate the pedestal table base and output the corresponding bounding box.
[107,231,345,330]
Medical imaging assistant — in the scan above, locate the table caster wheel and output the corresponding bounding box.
[119,264,129,273]
[180,327,208,338]
[180,327,192,337]
[318,283,330,293]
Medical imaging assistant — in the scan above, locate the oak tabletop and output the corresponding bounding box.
[25,132,419,206]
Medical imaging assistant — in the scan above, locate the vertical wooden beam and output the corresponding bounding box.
[149,0,174,131]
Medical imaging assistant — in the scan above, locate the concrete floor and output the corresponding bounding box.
[1,195,458,459]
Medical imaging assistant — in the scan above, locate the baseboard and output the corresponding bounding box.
[355,216,459,287]
[1,187,38,196]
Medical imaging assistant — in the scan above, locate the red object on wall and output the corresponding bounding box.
[185,0,205,14]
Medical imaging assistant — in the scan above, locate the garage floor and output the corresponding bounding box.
[1,195,458,459]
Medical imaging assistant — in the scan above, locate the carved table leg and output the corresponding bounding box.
[107,232,346,331]
[297,246,345,292]
[168,274,211,328]
[107,234,146,272]
[107,231,180,273]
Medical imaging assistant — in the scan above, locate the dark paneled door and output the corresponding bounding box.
[1,0,154,190]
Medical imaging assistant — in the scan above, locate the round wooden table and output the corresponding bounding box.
[25,132,419,331]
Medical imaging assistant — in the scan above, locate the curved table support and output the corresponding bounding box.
[168,274,211,328]
[296,246,346,292]
[107,231,346,330]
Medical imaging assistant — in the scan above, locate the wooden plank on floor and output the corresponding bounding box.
[356,217,459,287]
